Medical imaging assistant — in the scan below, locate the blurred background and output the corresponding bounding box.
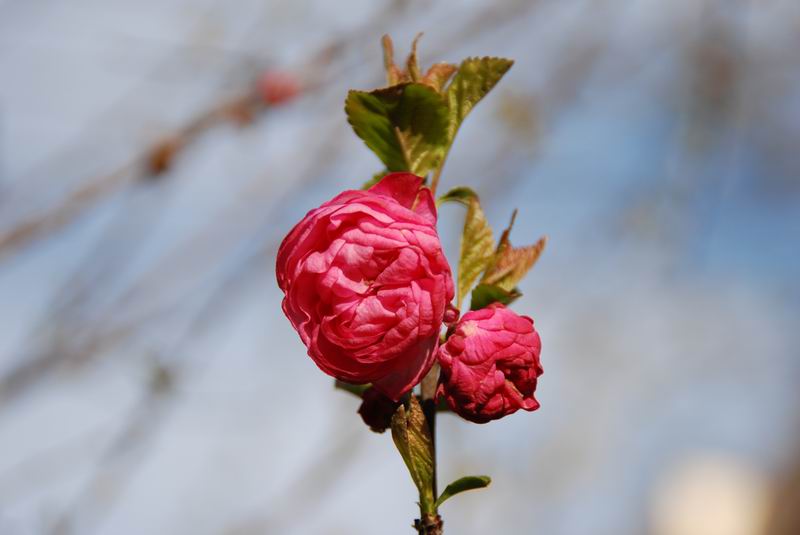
[1,0,799,534]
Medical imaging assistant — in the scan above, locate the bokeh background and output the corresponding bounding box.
[1,0,799,534]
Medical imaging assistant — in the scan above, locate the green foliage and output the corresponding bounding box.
[439,187,495,307]
[348,39,512,184]
[345,83,449,176]
[446,57,514,141]
[391,397,436,514]
[436,186,478,206]
[435,476,491,509]
[470,283,521,311]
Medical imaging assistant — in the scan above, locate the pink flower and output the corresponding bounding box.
[437,304,542,423]
[276,173,454,400]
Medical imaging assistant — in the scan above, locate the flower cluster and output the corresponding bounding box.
[277,173,543,422]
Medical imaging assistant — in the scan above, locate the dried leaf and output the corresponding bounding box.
[422,63,458,93]
[381,35,404,86]
[482,210,546,291]
[406,33,423,82]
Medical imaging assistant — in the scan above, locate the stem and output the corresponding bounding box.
[430,129,458,196]
[418,363,442,534]
[429,161,445,196]
[415,514,443,535]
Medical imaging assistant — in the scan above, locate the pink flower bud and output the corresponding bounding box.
[437,304,542,423]
[276,173,454,400]
[258,71,301,105]
[443,303,460,327]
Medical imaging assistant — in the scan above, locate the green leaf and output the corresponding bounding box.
[391,397,435,514]
[435,475,491,509]
[470,283,521,310]
[436,186,474,206]
[334,380,370,397]
[439,187,495,308]
[345,83,449,176]
[482,210,546,291]
[446,57,513,140]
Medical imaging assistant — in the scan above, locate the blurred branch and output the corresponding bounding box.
[0,0,417,259]
[0,86,288,257]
